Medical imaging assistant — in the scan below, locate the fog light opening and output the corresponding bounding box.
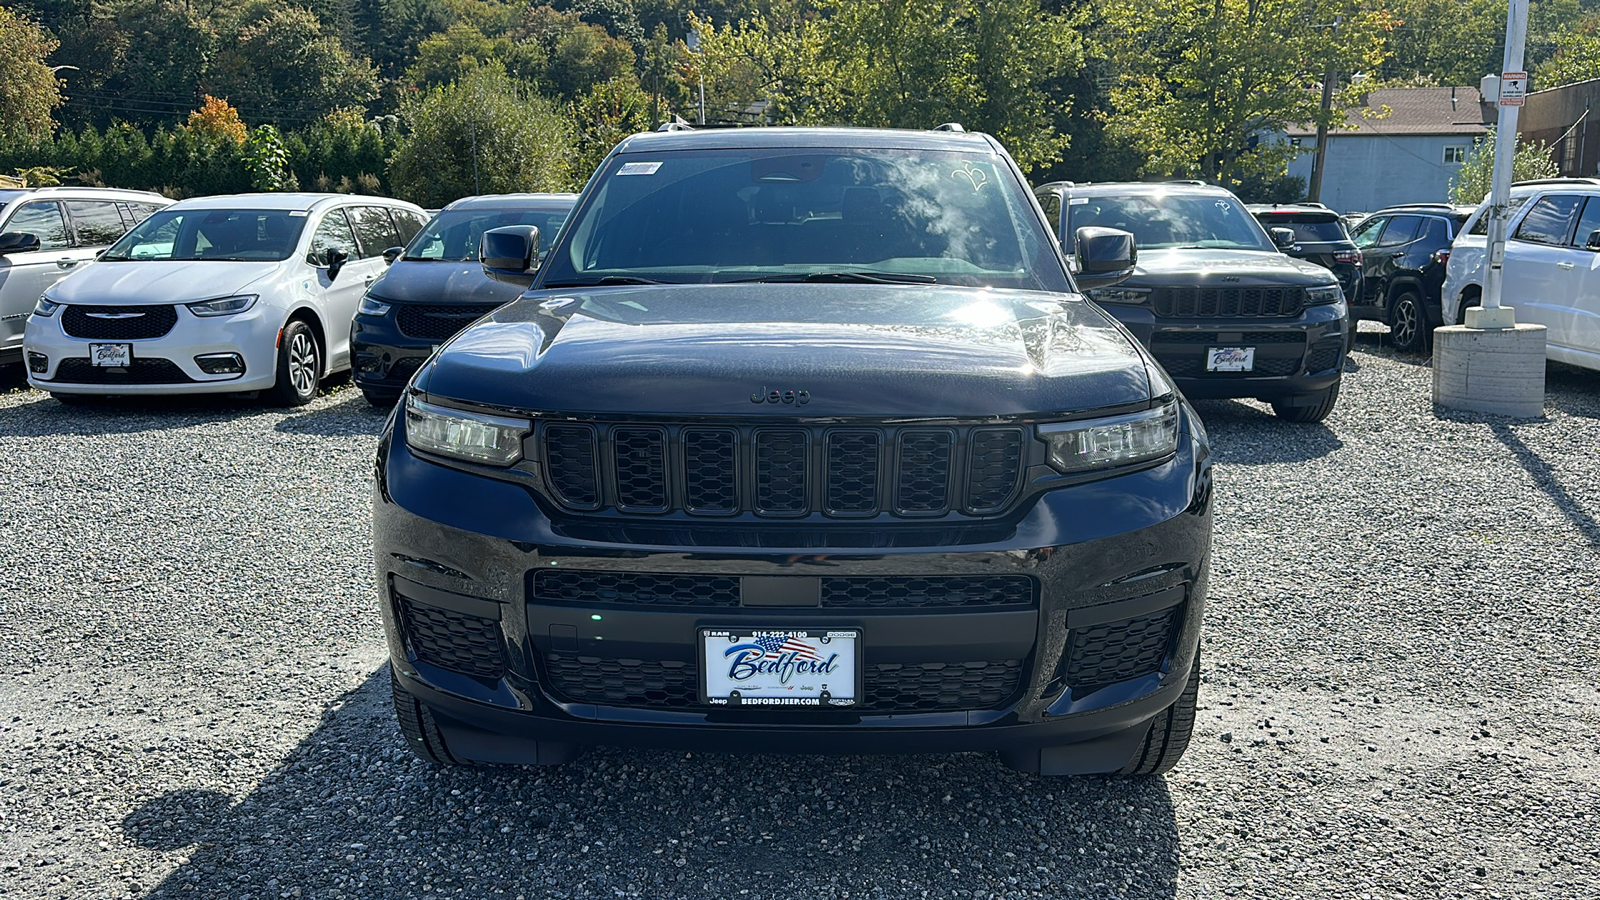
[26,352,48,374]
[195,353,246,375]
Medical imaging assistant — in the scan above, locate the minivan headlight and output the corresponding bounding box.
[187,295,257,317]
[1039,402,1179,473]
[358,294,393,316]
[34,295,61,317]
[405,396,530,466]
[1305,284,1343,306]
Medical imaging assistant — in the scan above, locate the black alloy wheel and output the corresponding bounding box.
[1389,290,1428,353]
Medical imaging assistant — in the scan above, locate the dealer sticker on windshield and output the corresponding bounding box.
[700,629,859,708]
[617,161,663,176]
[1206,347,1255,372]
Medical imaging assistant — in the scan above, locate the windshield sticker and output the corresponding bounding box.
[1068,198,1089,205]
[618,162,663,176]
[289,210,308,216]
[951,162,989,193]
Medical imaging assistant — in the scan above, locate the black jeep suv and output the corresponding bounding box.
[1036,181,1349,422]
[1247,202,1363,304]
[375,127,1213,777]
[1346,204,1474,352]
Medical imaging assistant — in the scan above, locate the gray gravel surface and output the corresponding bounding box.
[1,332,1597,899]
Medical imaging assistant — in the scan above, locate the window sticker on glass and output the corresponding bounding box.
[618,162,663,176]
[1069,198,1089,205]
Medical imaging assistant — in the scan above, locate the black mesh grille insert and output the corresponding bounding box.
[682,428,737,512]
[896,431,951,513]
[1157,356,1303,377]
[534,571,742,606]
[755,429,809,514]
[1062,604,1181,695]
[545,653,700,708]
[62,305,177,340]
[396,304,491,340]
[612,427,668,510]
[1152,331,1306,344]
[544,425,599,509]
[822,575,1034,608]
[1304,343,1343,373]
[965,429,1023,512]
[826,431,880,514]
[529,572,1035,608]
[50,358,194,384]
[859,660,1024,712]
[1150,286,1306,318]
[399,599,504,679]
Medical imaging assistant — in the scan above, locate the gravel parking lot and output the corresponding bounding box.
[2,331,1597,900]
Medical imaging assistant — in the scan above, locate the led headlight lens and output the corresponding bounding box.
[1039,402,1179,473]
[1085,287,1151,304]
[358,294,393,316]
[33,295,61,317]
[1305,284,1344,306]
[405,396,530,466]
[187,294,257,317]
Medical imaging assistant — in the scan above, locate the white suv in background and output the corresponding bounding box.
[24,193,429,405]
[1442,178,1600,372]
[0,186,171,369]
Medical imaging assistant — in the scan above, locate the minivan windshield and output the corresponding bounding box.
[101,208,308,262]
[539,148,1068,291]
[404,206,571,261]
[1067,193,1273,252]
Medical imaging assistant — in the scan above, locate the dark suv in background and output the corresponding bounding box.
[1247,203,1362,304]
[349,193,577,405]
[1346,204,1473,352]
[1036,181,1348,422]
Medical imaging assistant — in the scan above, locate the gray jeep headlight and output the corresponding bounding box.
[1039,402,1179,473]
[405,396,531,466]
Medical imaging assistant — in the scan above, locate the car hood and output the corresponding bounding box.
[367,259,524,307]
[46,260,283,305]
[418,284,1159,418]
[1124,249,1337,286]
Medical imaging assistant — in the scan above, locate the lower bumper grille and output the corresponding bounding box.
[398,599,504,679]
[396,304,493,340]
[531,571,1036,609]
[1151,330,1308,379]
[50,358,195,384]
[1059,603,1181,696]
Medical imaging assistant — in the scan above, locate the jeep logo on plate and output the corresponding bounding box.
[751,388,810,405]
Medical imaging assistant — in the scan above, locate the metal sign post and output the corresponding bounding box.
[1476,0,1529,328]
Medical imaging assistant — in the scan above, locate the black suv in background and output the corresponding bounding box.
[376,127,1212,778]
[1036,181,1348,422]
[1247,203,1363,304]
[1346,204,1473,352]
[349,193,577,405]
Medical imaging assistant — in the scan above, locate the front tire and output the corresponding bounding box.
[391,670,475,767]
[269,320,321,407]
[1388,290,1428,352]
[1270,378,1340,423]
[361,388,400,408]
[1118,650,1201,776]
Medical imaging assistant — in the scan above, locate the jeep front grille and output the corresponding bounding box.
[537,423,1026,519]
[1150,286,1306,318]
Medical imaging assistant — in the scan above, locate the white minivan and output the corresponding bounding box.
[1441,178,1600,372]
[25,193,429,405]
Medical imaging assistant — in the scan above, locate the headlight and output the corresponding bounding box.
[405,396,530,466]
[187,295,257,317]
[1305,284,1343,306]
[1086,287,1151,304]
[34,295,61,317]
[359,295,393,316]
[1038,402,1179,474]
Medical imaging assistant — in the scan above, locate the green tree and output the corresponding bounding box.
[209,4,380,122]
[0,7,64,144]
[245,124,291,190]
[520,6,638,100]
[1100,0,1394,185]
[1538,14,1600,88]
[100,0,217,124]
[407,23,547,90]
[1447,127,1561,204]
[388,64,576,207]
[572,75,653,180]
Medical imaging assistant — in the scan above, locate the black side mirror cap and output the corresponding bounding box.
[481,225,542,287]
[382,246,403,265]
[1270,226,1297,251]
[0,232,42,255]
[326,247,349,280]
[1074,226,1137,290]
[1588,230,1600,252]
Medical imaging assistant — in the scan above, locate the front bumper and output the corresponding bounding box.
[374,409,1212,771]
[350,305,495,396]
[1100,301,1348,401]
[23,304,280,395]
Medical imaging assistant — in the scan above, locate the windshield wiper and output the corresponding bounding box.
[727,271,938,285]
[541,275,670,287]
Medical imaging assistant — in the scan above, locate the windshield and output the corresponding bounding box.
[405,206,572,261]
[1254,215,1348,243]
[539,148,1068,291]
[102,208,308,261]
[1067,193,1273,252]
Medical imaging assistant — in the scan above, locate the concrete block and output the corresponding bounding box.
[1465,305,1518,329]
[1432,323,1546,418]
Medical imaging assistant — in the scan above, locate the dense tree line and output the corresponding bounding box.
[2,0,1597,204]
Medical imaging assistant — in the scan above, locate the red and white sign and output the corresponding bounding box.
[1500,72,1527,107]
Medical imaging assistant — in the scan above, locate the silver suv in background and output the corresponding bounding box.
[0,186,172,368]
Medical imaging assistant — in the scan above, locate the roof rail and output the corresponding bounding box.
[25,185,168,198]
[655,121,693,132]
[1034,180,1075,191]
[1377,202,1460,210]
[932,123,966,132]
[1165,179,1209,186]
[1510,177,1600,187]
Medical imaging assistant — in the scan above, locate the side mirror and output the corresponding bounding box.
[0,232,41,255]
[382,246,403,265]
[1588,230,1600,252]
[1270,227,1297,251]
[1074,226,1137,290]
[326,247,349,281]
[481,225,542,287]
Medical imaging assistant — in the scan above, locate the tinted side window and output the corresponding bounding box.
[1512,195,1583,245]
[1037,191,1062,238]
[5,201,71,250]
[1420,217,1451,248]
[348,206,403,258]
[1470,196,1530,235]
[1377,215,1421,247]
[393,209,428,244]
[1573,197,1600,250]
[65,200,130,246]
[1350,216,1385,248]
[309,209,360,266]
[132,203,165,221]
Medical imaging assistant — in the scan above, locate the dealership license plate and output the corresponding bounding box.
[1206,347,1255,372]
[90,343,132,367]
[700,628,860,708]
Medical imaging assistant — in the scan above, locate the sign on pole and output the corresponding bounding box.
[1499,72,1527,106]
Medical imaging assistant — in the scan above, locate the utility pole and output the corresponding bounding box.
[1481,0,1529,320]
[1308,16,1341,203]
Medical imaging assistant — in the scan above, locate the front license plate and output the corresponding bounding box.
[90,343,132,367]
[1206,347,1255,372]
[700,628,860,708]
